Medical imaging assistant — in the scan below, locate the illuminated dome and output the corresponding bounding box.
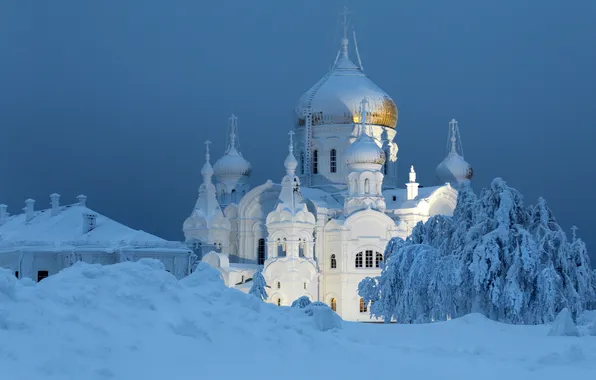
[295,38,398,129]
[344,99,386,167]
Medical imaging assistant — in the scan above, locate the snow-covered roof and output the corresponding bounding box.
[383,185,447,210]
[301,187,343,210]
[0,201,186,251]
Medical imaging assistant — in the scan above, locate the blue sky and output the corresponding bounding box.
[1,0,594,260]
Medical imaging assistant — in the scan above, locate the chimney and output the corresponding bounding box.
[77,194,87,207]
[406,165,419,201]
[0,204,8,225]
[50,193,60,216]
[25,198,35,222]
[82,212,97,234]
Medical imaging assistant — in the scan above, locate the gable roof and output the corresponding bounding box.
[0,202,179,250]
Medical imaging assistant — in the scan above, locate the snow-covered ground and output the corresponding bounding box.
[1,260,595,380]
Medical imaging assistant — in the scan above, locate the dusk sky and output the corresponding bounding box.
[1,0,595,260]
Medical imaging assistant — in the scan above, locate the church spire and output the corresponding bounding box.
[340,6,350,59]
[201,140,214,183]
[284,131,298,176]
[447,119,464,157]
[226,114,239,153]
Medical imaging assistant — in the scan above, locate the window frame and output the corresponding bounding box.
[329,149,337,173]
[355,252,363,268]
[359,298,368,313]
[365,250,373,268]
[257,238,266,265]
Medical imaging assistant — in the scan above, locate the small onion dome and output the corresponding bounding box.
[436,153,473,184]
[200,161,214,178]
[213,146,252,178]
[344,132,386,166]
[284,151,298,173]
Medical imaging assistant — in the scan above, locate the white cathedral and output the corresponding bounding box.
[182,23,473,321]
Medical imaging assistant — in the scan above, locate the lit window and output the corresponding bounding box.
[37,270,49,282]
[355,252,363,268]
[257,238,266,265]
[359,298,367,313]
[330,254,337,269]
[365,250,373,268]
[313,150,318,174]
[375,252,384,268]
[330,149,337,173]
[331,298,337,312]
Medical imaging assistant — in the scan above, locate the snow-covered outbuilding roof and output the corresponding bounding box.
[0,195,188,252]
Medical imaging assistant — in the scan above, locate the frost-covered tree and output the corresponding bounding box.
[248,269,268,301]
[291,296,312,308]
[359,178,596,324]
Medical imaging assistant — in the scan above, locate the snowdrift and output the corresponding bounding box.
[1,260,595,380]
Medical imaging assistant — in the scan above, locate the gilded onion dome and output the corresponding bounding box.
[344,99,386,166]
[295,36,398,129]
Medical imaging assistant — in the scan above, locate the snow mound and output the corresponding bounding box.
[548,308,580,337]
[1,261,595,379]
[303,301,342,331]
[291,296,312,308]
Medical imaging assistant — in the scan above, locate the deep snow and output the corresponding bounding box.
[1,260,595,380]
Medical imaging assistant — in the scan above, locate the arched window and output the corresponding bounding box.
[330,149,337,173]
[355,252,363,268]
[257,238,266,265]
[331,298,337,312]
[241,275,244,282]
[330,254,337,269]
[277,298,281,306]
[359,298,367,313]
[313,150,318,174]
[298,238,305,257]
[365,250,373,268]
[375,252,383,268]
[231,189,237,203]
[364,178,370,194]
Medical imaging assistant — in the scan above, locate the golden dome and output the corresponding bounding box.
[295,50,398,129]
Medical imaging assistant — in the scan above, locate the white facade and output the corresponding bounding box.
[184,21,471,322]
[0,194,192,281]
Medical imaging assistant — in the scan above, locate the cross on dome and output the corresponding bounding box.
[228,114,238,150]
[205,140,212,161]
[288,130,295,153]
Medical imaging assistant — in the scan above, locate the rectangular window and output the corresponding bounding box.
[365,250,373,268]
[313,150,318,174]
[330,149,337,173]
[37,270,49,282]
[257,238,266,265]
